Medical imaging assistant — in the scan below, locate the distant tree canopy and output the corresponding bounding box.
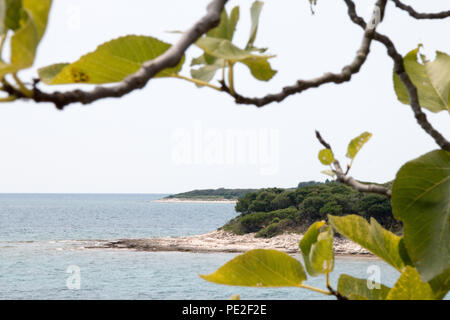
[224,181,400,238]
[166,188,258,200]
[297,181,325,188]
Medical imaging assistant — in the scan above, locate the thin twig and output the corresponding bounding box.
[333,161,392,198]
[298,283,332,296]
[220,0,388,106]
[390,0,450,19]
[12,74,33,97]
[173,74,222,91]
[315,130,332,151]
[327,283,349,300]
[0,96,17,102]
[326,269,348,300]
[343,0,450,152]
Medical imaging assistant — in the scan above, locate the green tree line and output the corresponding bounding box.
[223,181,399,238]
[166,188,257,200]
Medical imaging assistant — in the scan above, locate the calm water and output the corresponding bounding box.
[0,194,400,300]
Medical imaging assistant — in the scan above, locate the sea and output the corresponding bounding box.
[0,193,402,300]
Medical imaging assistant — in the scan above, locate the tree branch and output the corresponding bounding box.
[315,130,392,198]
[343,0,450,152]
[220,0,388,107]
[16,0,227,109]
[333,161,392,198]
[327,284,349,300]
[315,130,332,151]
[390,0,450,19]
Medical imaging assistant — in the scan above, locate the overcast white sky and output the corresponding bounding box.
[0,0,448,193]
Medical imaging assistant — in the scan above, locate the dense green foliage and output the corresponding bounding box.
[223,181,400,238]
[166,188,257,200]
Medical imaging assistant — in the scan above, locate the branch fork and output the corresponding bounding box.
[315,130,392,198]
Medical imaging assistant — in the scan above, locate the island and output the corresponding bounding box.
[97,180,398,255]
[155,188,257,203]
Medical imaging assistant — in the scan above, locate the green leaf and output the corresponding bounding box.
[190,55,206,67]
[38,35,185,85]
[386,267,435,300]
[196,36,263,61]
[318,148,334,165]
[346,132,372,160]
[190,52,218,67]
[207,6,239,41]
[299,221,334,276]
[321,170,336,177]
[337,274,391,300]
[393,46,450,113]
[200,249,307,287]
[428,269,450,300]
[398,237,413,266]
[0,0,51,77]
[199,5,239,74]
[246,1,264,51]
[0,0,13,34]
[10,12,39,69]
[190,59,223,87]
[207,10,230,40]
[1,0,23,33]
[192,3,274,83]
[0,2,5,35]
[241,56,276,81]
[328,215,407,271]
[37,62,68,84]
[195,36,276,81]
[22,0,51,39]
[203,53,217,66]
[391,150,450,281]
[228,6,240,41]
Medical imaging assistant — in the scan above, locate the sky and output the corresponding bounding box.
[0,0,448,194]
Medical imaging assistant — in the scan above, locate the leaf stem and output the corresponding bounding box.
[298,284,332,295]
[325,275,348,300]
[345,159,354,175]
[12,73,33,98]
[221,60,227,83]
[228,61,235,95]
[173,74,222,91]
[0,96,17,102]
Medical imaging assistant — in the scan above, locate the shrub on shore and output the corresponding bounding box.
[221,181,401,238]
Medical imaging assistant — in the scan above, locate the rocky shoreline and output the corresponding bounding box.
[93,230,372,255]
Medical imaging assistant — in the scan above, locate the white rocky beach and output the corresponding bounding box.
[98,230,372,256]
